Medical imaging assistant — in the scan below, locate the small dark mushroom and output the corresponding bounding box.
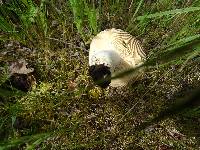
[10,73,36,92]
[8,59,36,92]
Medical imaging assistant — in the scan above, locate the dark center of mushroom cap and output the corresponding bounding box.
[88,64,111,88]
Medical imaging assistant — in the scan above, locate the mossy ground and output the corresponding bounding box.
[0,0,200,149]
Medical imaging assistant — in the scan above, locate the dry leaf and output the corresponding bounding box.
[9,59,34,75]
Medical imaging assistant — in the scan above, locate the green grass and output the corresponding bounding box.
[0,0,200,149]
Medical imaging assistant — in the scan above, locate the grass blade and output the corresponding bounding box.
[136,7,200,20]
[133,87,200,132]
[0,132,51,150]
[127,0,144,30]
[111,35,200,80]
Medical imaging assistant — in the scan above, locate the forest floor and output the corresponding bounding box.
[0,0,200,149]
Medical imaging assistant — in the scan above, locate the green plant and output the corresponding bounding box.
[0,0,48,48]
[69,0,98,41]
